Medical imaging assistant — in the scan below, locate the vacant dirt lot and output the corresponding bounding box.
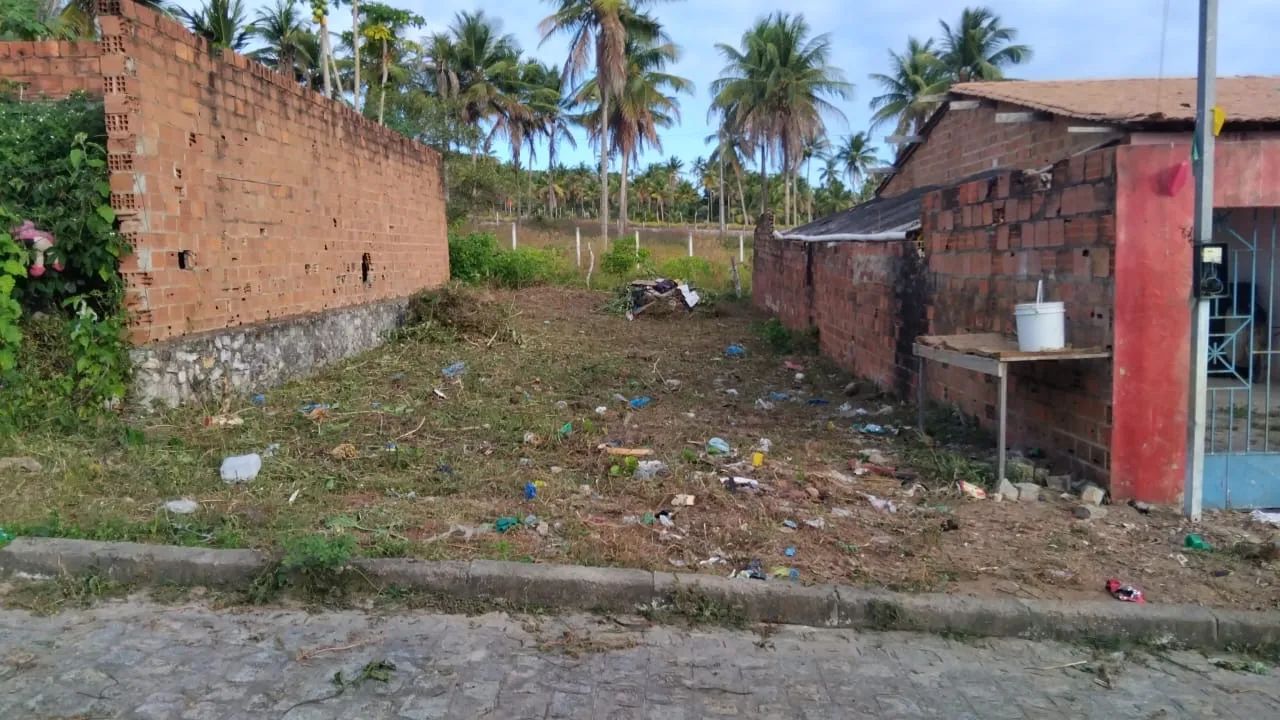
[2,286,1277,611]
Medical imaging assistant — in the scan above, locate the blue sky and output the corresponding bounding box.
[190,0,1280,173]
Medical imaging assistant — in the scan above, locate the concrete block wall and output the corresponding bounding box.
[881,101,1106,198]
[921,149,1117,484]
[0,40,102,98]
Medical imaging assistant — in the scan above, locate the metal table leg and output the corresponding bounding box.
[917,356,925,433]
[997,365,1008,483]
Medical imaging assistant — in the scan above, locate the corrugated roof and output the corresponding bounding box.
[785,168,1006,240]
[951,76,1280,125]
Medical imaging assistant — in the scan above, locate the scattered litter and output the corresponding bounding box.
[725,388,739,397]
[442,361,467,379]
[1184,534,1212,551]
[600,445,653,457]
[732,558,766,580]
[1212,569,1231,577]
[558,422,573,438]
[555,400,569,411]
[204,414,244,427]
[656,511,675,528]
[1106,578,1145,603]
[863,449,893,466]
[300,402,332,414]
[0,457,42,473]
[788,568,800,581]
[634,460,669,480]
[856,423,896,436]
[941,518,960,532]
[629,396,652,410]
[1173,553,1189,567]
[1210,658,1270,674]
[699,555,728,567]
[862,493,898,513]
[669,558,687,568]
[783,360,804,371]
[784,546,796,557]
[594,406,607,415]
[804,518,826,530]
[782,519,799,530]
[329,443,359,460]
[671,494,695,506]
[494,516,520,533]
[1250,508,1280,526]
[794,373,805,383]
[756,438,773,453]
[768,391,790,402]
[664,378,683,391]
[831,508,854,518]
[903,483,927,498]
[523,514,538,527]
[383,442,397,452]
[261,443,280,458]
[724,344,747,359]
[612,393,628,403]
[751,451,765,468]
[288,488,301,504]
[770,566,791,579]
[0,527,12,547]
[433,388,448,400]
[641,512,655,526]
[677,282,700,308]
[806,398,829,406]
[1080,484,1106,506]
[523,431,540,445]
[251,393,266,406]
[523,482,537,500]
[536,522,550,536]
[164,499,199,515]
[755,399,775,410]
[722,476,760,491]
[706,437,731,455]
[957,480,988,500]
[220,453,261,484]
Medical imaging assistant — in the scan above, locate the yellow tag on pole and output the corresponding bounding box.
[1212,105,1226,136]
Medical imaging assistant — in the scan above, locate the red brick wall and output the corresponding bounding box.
[882,101,1109,198]
[0,40,101,98]
[921,149,1117,483]
[98,1,447,344]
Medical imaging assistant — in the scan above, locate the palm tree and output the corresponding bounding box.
[573,23,689,233]
[171,0,253,51]
[712,13,850,223]
[431,11,524,153]
[250,0,313,81]
[528,64,577,218]
[938,6,1031,82]
[358,3,423,124]
[868,37,949,134]
[800,134,829,223]
[833,131,879,190]
[540,0,665,245]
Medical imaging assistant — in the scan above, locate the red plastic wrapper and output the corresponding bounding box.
[1106,577,1145,603]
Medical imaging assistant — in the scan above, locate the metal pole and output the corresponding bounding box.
[997,367,1008,484]
[575,226,582,268]
[1185,0,1217,521]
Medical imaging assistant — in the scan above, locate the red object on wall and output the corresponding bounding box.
[1161,161,1191,197]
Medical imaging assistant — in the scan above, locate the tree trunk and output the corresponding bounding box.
[599,94,610,246]
[281,46,295,81]
[351,0,361,111]
[619,151,629,234]
[547,139,558,216]
[734,162,747,226]
[718,155,726,236]
[377,39,388,125]
[320,17,332,97]
[759,141,769,216]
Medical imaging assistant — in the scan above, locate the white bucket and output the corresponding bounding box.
[1014,302,1066,352]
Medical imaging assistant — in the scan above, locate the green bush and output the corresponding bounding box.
[489,247,562,288]
[448,230,498,283]
[658,256,716,285]
[601,243,652,278]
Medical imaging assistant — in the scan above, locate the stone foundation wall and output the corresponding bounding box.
[129,297,408,407]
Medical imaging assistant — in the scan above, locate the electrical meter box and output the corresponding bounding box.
[1194,243,1229,299]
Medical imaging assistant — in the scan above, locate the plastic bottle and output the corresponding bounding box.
[220,453,262,484]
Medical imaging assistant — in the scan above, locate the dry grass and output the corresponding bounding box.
[1,285,1278,611]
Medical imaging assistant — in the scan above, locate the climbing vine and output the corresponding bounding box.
[0,92,130,422]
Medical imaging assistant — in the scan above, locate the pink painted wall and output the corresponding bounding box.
[1113,139,1280,502]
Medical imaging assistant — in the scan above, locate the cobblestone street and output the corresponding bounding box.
[0,599,1276,719]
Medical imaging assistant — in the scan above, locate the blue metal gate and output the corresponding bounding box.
[1203,208,1280,508]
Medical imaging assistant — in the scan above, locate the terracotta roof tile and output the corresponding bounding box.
[951,76,1280,125]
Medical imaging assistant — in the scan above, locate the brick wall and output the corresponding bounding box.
[921,149,1117,483]
[0,40,101,98]
[881,101,1109,198]
[96,1,447,344]
[753,148,1118,484]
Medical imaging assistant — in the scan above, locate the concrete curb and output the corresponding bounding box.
[3,538,1276,650]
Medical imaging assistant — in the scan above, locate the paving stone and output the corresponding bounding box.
[0,599,1275,719]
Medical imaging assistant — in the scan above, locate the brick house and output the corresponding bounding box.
[754,76,1280,509]
[0,0,449,405]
